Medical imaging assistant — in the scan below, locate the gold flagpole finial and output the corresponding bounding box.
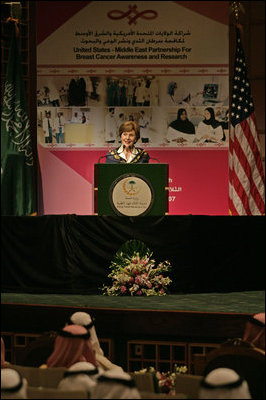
[6,16,20,36]
[230,1,245,23]
[3,2,22,36]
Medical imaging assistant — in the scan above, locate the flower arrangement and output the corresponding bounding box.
[135,365,188,395]
[102,240,172,296]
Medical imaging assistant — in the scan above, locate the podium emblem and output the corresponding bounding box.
[109,173,154,216]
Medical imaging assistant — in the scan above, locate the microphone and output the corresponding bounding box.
[98,145,127,163]
[97,154,160,163]
[119,144,134,152]
[97,154,113,163]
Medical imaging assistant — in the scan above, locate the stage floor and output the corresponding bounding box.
[2,291,265,314]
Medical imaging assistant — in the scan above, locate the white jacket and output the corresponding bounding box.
[195,121,224,142]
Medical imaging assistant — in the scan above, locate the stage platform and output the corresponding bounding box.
[2,290,264,340]
[2,291,264,371]
[2,215,265,371]
[2,291,265,313]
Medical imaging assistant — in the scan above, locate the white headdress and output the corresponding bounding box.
[198,368,251,399]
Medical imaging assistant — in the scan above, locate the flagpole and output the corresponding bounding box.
[4,12,38,216]
[5,16,20,36]
[229,1,243,216]
[230,1,245,39]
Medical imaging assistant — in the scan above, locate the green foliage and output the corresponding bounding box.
[112,239,152,268]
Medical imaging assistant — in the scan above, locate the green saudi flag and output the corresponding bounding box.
[1,22,37,215]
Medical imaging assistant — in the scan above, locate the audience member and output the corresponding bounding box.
[243,313,265,351]
[198,368,251,399]
[67,312,124,372]
[46,325,97,368]
[1,368,28,399]
[67,312,103,356]
[1,337,10,368]
[58,361,98,394]
[2,337,6,367]
[91,369,141,399]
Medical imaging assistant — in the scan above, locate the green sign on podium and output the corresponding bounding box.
[94,163,169,216]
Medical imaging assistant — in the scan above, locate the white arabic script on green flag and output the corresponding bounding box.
[1,20,37,215]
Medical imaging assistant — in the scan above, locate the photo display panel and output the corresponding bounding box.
[37,1,229,215]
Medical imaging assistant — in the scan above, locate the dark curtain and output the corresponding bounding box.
[1,215,265,294]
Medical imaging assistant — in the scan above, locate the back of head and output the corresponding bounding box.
[243,313,265,350]
[68,312,104,357]
[1,368,28,399]
[47,325,89,368]
[67,361,100,377]
[253,313,265,325]
[69,312,92,327]
[198,368,251,399]
[91,369,141,399]
[58,362,98,393]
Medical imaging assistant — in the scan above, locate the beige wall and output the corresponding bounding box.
[1,2,265,173]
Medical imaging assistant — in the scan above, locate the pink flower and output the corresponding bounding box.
[147,282,152,288]
[156,372,162,379]
[129,277,134,284]
[121,286,127,294]
[133,268,140,276]
[160,288,165,294]
[136,290,142,295]
[135,277,140,284]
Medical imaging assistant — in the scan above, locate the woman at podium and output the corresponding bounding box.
[105,121,150,163]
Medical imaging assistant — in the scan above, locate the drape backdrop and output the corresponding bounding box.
[2,215,265,294]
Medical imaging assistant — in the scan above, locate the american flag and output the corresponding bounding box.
[229,27,265,215]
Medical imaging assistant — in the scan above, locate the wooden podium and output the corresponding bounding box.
[94,164,169,216]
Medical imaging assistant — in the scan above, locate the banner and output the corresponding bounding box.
[37,1,229,215]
